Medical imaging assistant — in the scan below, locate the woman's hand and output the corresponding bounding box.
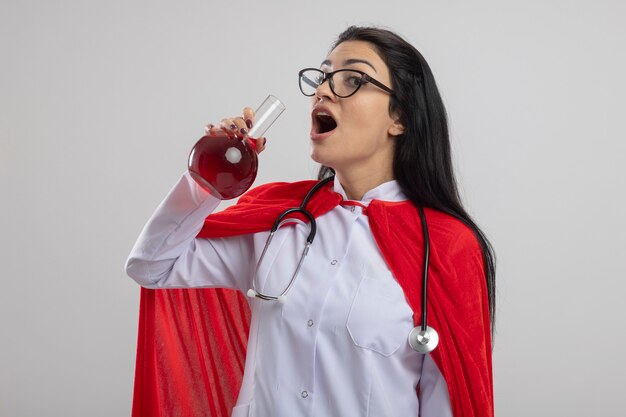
[204,107,267,153]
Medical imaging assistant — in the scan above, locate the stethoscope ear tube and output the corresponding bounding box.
[247,177,334,303]
[272,208,316,244]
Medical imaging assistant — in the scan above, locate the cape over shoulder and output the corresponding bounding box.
[196,180,342,239]
[238,180,320,203]
[366,201,485,291]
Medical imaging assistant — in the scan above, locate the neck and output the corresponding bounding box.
[335,168,394,201]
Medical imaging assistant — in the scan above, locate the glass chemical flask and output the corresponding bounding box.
[188,95,285,199]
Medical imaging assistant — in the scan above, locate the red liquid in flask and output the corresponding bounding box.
[188,133,259,200]
[188,95,285,199]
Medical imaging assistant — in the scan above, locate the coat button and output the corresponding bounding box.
[330,259,338,265]
[307,319,314,327]
[301,390,309,398]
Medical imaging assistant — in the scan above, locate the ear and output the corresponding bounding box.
[388,118,405,137]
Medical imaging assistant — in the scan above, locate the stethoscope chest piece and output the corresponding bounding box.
[408,326,439,354]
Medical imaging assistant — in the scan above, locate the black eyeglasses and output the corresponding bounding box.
[298,68,394,98]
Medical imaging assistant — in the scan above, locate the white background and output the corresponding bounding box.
[1,0,624,416]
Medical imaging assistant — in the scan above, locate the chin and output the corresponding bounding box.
[310,146,333,168]
[310,150,324,166]
[312,159,340,175]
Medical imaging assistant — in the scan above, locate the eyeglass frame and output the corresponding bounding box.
[298,67,395,98]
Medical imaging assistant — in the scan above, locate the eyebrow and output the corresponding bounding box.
[320,58,378,73]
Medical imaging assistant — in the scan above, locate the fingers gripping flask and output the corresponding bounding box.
[188,95,285,199]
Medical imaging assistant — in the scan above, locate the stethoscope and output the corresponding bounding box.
[246,176,439,353]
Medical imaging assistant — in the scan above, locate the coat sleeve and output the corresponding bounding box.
[125,172,254,292]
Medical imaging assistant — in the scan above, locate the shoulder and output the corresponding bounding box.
[238,180,319,204]
[424,209,487,296]
[424,208,482,260]
[200,180,321,238]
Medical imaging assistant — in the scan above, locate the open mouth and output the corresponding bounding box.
[314,112,338,134]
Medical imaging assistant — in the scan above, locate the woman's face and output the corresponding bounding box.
[309,40,403,176]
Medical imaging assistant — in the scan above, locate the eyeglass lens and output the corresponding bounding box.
[299,69,365,97]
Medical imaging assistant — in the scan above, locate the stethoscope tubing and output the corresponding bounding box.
[249,177,333,302]
[417,206,430,333]
[248,176,439,352]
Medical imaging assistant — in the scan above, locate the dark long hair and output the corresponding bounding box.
[318,26,497,335]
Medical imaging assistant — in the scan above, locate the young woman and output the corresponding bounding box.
[127,26,495,417]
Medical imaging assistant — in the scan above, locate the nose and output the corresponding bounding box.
[315,75,337,102]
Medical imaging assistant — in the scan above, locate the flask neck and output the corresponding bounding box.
[247,95,285,139]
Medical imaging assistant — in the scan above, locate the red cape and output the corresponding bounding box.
[133,180,493,417]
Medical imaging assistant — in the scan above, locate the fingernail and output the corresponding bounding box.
[240,128,247,135]
[246,119,253,129]
[230,124,237,130]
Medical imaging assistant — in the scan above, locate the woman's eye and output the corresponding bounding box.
[345,76,363,87]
